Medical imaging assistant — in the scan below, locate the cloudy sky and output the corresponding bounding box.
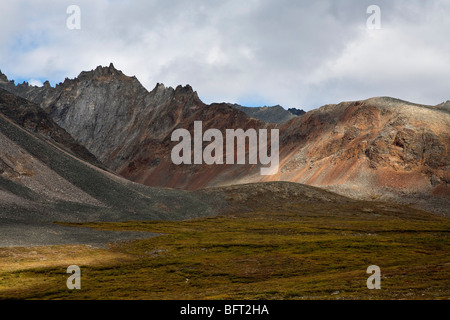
[1,0,449,110]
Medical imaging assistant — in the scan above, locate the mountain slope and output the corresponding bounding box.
[1,65,273,190]
[0,88,102,168]
[0,89,222,224]
[1,66,448,215]
[273,97,450,214]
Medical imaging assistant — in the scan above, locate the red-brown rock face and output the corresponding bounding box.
[273,98,449,213]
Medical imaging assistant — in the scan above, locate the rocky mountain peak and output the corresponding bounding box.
[154,83,166,90]
[287,108,306,116]
[76,63,128,83]
[175,84,194,94]
[96,63,121,76]
[173,84,201,103]
[0,70,8,82]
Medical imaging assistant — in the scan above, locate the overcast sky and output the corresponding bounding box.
[1,0,449,110]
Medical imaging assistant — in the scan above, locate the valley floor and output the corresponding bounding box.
[0,201,448,300]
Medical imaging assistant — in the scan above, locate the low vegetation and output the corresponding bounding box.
[0,200,448,300]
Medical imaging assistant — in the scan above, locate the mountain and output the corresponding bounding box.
[1,66,448,215]
[0,88,224,245]
[275,97,450,214]
[287,108,306,116]
[228,104,298,123]
[0,64,273,190]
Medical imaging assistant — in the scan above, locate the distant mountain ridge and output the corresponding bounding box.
[0,65,448,215]
[228,103,304,124]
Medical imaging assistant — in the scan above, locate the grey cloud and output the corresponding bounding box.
[0,0,449,110]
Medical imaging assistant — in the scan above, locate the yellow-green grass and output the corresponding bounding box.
[0,203,449,300]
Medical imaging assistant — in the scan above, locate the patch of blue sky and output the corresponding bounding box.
[237,94,277,109]
[13,70,68,87]
[13,77,46,87]
[11,29,50,54]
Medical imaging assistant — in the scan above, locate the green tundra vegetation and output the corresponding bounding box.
[0,199,448,300]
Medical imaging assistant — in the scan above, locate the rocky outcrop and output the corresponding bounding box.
[287,108,306,116]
